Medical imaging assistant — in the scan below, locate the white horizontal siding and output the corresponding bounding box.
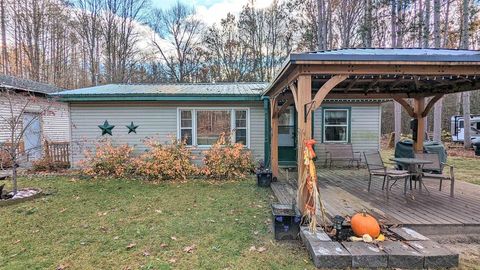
[69,102,264,167]
[312,104,381,163]
[0,95,70,144]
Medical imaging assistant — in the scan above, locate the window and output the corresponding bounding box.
[178,108,249,147]
[323,108,349,143]
[278,107,295,147]
[179,110,193,145]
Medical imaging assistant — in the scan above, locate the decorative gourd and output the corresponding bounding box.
[350,211,380,238]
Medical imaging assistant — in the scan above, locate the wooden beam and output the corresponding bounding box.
[296,63,480,75]
[392,97,416,117]
[289,82,299,111]
[414,97,426,152]
[275,98,294,117]
[344,78,358,93]
[421,94,444,117]
[312,75,348,110]
[296,75,312,214]
[270,96,279,178]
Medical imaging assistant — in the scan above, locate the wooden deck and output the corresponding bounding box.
[272,169,480,234]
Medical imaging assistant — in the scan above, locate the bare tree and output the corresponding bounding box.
[432,0,443,142]
[460,0,471,148]
[149,2,203,83]
[73,0,102,85]
[0,89,53,194]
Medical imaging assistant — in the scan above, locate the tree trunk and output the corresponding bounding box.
[423,0,430,47]
[432,0,442,142]
[394,101,402,143]
[463,92,471,148]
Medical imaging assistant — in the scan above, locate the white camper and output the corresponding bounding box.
[451,115,480,143]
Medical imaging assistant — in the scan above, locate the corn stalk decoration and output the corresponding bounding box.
[299,139,327,232]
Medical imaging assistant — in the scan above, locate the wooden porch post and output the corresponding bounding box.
[296,75,312,213]
[413,97,426,152]
[270,97,279,178]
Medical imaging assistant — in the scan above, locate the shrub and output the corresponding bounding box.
[32,156,69,172]
[0,149,13,169]
[202,134,255,179]
[80,140,134,178]
[134,138,198,180]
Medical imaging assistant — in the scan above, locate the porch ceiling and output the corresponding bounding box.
[264,48,480,99]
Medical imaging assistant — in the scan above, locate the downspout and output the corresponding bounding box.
[263,97,271,169]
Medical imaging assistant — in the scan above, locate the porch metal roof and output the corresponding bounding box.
[289,48,480,62]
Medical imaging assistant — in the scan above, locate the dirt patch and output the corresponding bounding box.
[429,234,480,269]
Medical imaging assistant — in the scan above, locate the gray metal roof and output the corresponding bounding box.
[54,82,268,97]
[0,74,64,95]
[289,48,480,62]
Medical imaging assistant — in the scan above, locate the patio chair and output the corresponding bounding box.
[363,151,410,197]
[414,152,455,197]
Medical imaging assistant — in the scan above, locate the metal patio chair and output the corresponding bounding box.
[363,151,410,198]
[414,152,455,197]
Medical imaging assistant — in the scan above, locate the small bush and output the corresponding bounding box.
[202,134,255,179]
[0,149,13,169]
[134,138,198,180]
[80,140,134,178]
[32,156,69,172]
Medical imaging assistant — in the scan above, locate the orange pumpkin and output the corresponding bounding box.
[351,212,380,238]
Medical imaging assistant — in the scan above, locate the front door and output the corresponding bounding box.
[278,107,296,165]
[23,112,42,161]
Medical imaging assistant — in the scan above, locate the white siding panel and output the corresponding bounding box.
[312,104,381,164]
[0,96,70,144]
[70,102,264,166]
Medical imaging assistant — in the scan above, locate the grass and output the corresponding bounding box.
[0,176,314,270]
[381,149,480,185]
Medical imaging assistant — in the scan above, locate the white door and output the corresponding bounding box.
[23,112,42,161]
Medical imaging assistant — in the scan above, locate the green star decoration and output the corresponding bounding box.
[98,120,115,136]
[126,121,139,134]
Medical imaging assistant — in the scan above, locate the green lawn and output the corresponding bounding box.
[0,176,314,270]
[381,149,480,185]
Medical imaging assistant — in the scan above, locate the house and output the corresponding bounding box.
[53,82,383,167]
[0,75,70,162]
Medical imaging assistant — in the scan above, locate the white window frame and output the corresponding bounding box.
[177,107,250,148]
[323,108,349,143]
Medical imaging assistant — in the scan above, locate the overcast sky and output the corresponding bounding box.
[151,0,275,25]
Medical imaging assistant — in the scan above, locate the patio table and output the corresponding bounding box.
[390,158,433,193]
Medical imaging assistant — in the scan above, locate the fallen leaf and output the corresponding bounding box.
[56,264,68,270]
[257,247,267,253]
[113,236,119,240]
[249,246,256,252]
[142,250,150,257]
[126,243,136,250]
[168,258,177,263]
[13,239,21,244]
[160,243,168,248]
[59,208,67,213]
[170,236,177,241]
[155,209,162,213]
[183,244,196,253]
[253,231,259,235]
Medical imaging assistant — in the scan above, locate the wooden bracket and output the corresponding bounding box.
[393,97,416,118]
[312,75,348,110]
[421,94,444,118]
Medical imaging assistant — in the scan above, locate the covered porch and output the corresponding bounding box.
[264,48,480,214]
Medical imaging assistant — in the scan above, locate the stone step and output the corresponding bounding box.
[408,240,459,269]
[342,242,388,268]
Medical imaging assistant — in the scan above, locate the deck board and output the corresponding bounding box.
[271,169,480,228]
